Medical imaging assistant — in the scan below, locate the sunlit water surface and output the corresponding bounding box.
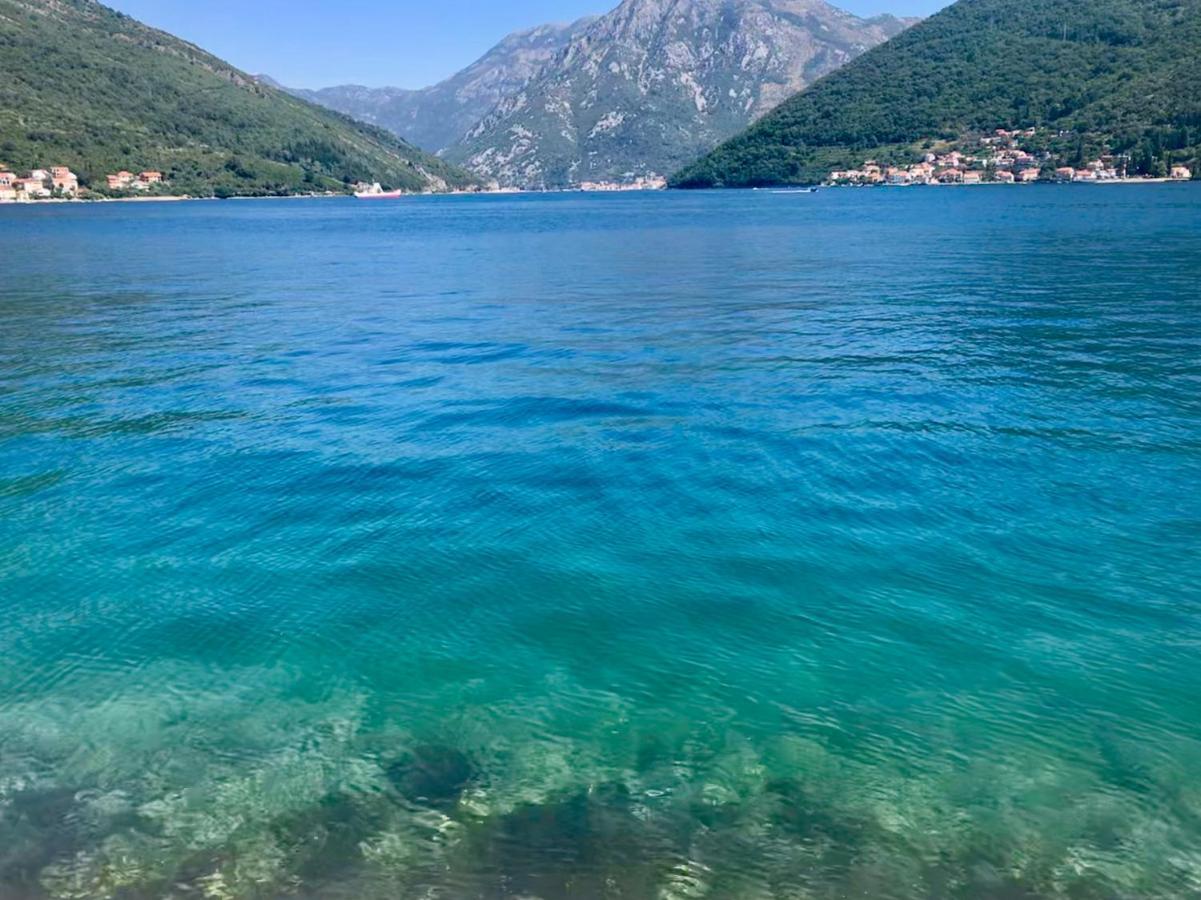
[1,188,1200,899]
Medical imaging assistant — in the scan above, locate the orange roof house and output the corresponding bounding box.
[50,166,79,192]
[138,171,163,184]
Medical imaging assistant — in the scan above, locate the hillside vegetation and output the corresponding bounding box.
[0,0,477,195]
[673,0,1201,187]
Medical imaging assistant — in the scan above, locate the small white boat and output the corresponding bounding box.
[355,189,405,199]
[771,188,819,194]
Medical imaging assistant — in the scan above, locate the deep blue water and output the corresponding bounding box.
[1,187,1200,899]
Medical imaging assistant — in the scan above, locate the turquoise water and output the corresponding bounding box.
[1,187,1200,899]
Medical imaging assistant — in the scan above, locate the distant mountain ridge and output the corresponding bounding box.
[441,0,917,189]
[0,0,478,196]
[268,19,595,154]
[674,0,1201,186]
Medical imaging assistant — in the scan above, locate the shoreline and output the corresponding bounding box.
[822,176,1185,188]
[1,179,1194,208]
[0,192,342,205]
[0,188,507,206]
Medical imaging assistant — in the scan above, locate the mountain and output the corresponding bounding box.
[440,0,916,189]
[273,19,596,154]
[0,0,478,196]
[673,0,1201,187]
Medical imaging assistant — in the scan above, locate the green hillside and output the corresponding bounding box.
[672,0,1201,187]
[0,0,478,196]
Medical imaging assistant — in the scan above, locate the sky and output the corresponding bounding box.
[107,0,947,90]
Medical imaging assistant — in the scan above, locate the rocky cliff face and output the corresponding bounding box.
[442,0,916,189]
[274,19,594,153]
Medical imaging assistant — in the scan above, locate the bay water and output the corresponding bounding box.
[1,187,1199,898]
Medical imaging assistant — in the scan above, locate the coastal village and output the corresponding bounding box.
[579,175,668,192]
[0,166,79,201]
[827,129,1194,186]
[0,165,165,202]
[105,169,164,191]
[1,139,1192,200]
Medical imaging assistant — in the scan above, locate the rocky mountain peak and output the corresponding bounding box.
[444,0,915,188]
[273,17,594,154]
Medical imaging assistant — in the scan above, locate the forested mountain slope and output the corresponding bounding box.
[673,0,1201,186]
[0,0,478,195]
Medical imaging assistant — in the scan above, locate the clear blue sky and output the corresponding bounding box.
[107,0,946,90]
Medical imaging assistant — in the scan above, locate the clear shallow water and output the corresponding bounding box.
[1,187,1200,899]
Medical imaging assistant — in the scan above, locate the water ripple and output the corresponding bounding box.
[0,189,1199,898]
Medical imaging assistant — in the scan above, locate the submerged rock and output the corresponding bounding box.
[0,787,84,890]
[6,786,79,830]
[271,792,378,882]
[386,745,476,810]
[460,782,681,897]
[763,778,872,848]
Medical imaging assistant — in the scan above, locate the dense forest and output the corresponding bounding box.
[672,0,1201,187]
[0,0,478,196]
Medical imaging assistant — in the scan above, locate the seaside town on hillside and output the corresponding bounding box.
[0,166,79,201]
[0,165,166,202]
[827,129,1195,186]
[106,169,165,191]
